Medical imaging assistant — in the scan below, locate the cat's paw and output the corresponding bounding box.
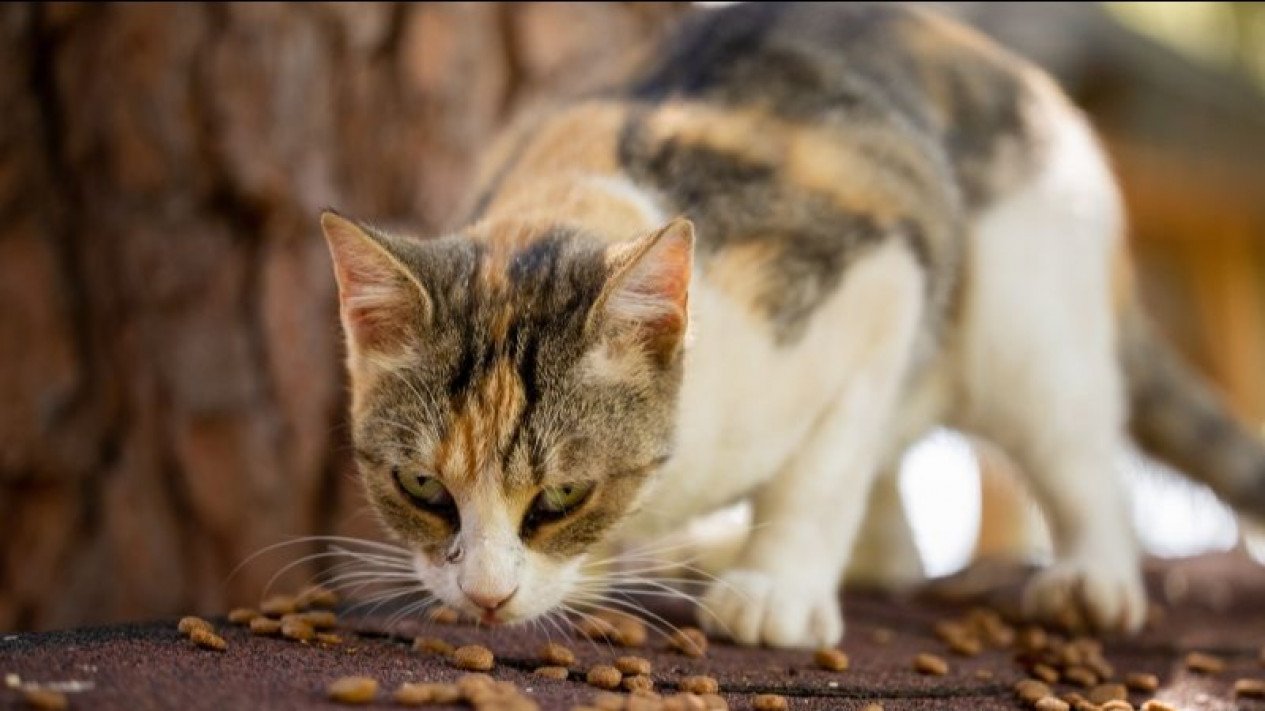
[1022,558,1146,634]
[699,569,842,648]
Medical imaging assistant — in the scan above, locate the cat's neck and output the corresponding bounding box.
[475,171,666,245]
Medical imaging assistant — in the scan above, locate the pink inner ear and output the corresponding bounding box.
[604,220,694,336]
[323,214,419,354]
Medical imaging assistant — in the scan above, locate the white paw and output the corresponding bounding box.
[699,569,843,648]
[1022,558,1147,633]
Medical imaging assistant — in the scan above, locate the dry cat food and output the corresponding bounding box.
[1140,701,1177,711]
[1034,698,1070,711]
[912,653,948,676]
[1088,683,1128,704]
[813,648,849,671]
[660,693,707,711]
[280,617,315,642]
[394,682,461,706]
[1124,673,1158,693]
[947,634,982,657]
[753,694,789,711]
[860,705,885,711]
[177,616,212,636]
[453,644,495,671]
[227,608,259,625]
[326,676,378,705]
[22,689,68,711]
[428,606,460,624]
[701,693,728,710]
[249,616,281,636]
[578,616,620,641]
[678,676,719,695]
[1099,701,1134,711]
[190,626,228,651]
[973,669,995,681]
[1184,651,1224,674]
[668,627,708,657]
[297,585,339,609]
[1062,666,1097,688]
[1019,626,1049,652]
[540,642,576,666]
[533,666,570,680]
[590,691,625,710]
[413,636,454,655]
[610,614,649,647]
[1032,663,1060,684]
[260,594,298,617]
[316,633,342,646]
[297,610,337,629]
[586,665,623,690]
[1015,679,1052,705]
[623,674,655,693]
[1236,679,1265,698]
[616,656,653,675]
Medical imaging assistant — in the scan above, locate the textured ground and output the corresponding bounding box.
[2,554,1263,710]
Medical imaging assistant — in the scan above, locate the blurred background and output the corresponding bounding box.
[1,2,1263,633]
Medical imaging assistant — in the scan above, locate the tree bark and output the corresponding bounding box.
[0,1,685,632]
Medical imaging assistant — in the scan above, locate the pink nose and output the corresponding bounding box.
[463,587,517,612]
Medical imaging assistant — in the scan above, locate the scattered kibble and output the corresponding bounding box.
[413,636,454,655]
[250,617,281,636]
[428,606,460,624]
[534,666,570,680]
[701,693,728,710]
[586,665,623,690]
[453,645,494,671]
[1016,680,1053,705]
[913,653,948,676]
[177,616,212,637]
[327,676,377,705]
[227,608,259,625]
[1235,679,1265,698]
[281,617,315,642]
[316,633,343,646]
[947,635,982,657]
[298,610,337,629]
[591,692,626,710]
[190,626,227,651]
[814,648,849,672]
[1019,626,1049,652]
[1035,698,1070,711]
[1185,652,1224,674]
[1125,673,1158,693]
[668,627,708,657]
[860,705,884,711]
[679,676,719,695]
[1140,701,1177,711]
[578,617,620,641]
[1032,663,1060,684]
[753,694,788,711]
[613,615,649,647]
[616,656,653,675]
[23,689,68,711]
[623,674,655,693]
[973,669,995,681]
[260,595,298,617]
[662,693,707,711]
[1063,666,1098,688]
[1089,683,1128,705]
[1100,701,1134,711]
[298,585,339,609]
[393,682,460,706]
[541,642,576,667]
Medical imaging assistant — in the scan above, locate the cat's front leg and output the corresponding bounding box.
[699,242,927,648]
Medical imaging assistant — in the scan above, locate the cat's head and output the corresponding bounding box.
[321,211,693,624]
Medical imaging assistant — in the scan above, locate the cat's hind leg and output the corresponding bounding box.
[845,465,925,591]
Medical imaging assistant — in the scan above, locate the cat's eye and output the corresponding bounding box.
[532,482,594,517]
[394,470,453,510]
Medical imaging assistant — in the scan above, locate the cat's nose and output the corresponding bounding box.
[463,586,517,612]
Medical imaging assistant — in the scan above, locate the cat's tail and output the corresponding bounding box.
[1121,302,1265,519]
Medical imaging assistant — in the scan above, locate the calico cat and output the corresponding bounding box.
[321,2,1265,648]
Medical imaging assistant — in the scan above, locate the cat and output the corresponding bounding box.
[320,2,1265,648]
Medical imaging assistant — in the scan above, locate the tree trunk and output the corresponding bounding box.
[0,1,685,632]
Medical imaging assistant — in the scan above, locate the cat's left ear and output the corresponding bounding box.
[590,218,694,357]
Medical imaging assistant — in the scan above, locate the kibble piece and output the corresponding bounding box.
[327,676,378,705]
[623,675,655,693]
[540,642,576,667]
[190,626,228,651]
[662,693,707,711]
[413,636,454,656]
[1100,701,1134,711]
[534,666,570,681]
[178,616,213,637]
[1236,679,1265,698]
[428,605,460,624]
[228,608,259,625]
[1016,680,1053,705]
[814,648,850,671]
[701,694,728,710]
[871,628,894,645]
[578,617,620,641]
[23,689,68,711]
[281,617,315,642]
[1063,666,1098,688]
[613,615,649,647]
[752,694,788,711]
[1035,698,1070,711]
[1124,673,1158,693]
[260,594,298,617]
[394,683,435,706]
[860,705,885,711]
[299,610,337,629]
[453,644,495,671]
[316,633,343,645]
[679,676,719,695]
[424,683,461,704]
[1140,702,1177,711]
[587,665,623,691]
[947,635,982,657]
[250,616,281,636]
[627,694,661,711]
[616,656,653,676]
[668,627,708,657]
[591,692,626,710]
[913,653,949,676]
[1089,683,1128,705]
[1184,651,1224,674]
[298,585,339,609]
[1087,658,1116,682]
[1061,692,1088,707]
[973,669,995,681]
[1032,664,1060,684]
[1019,626,1049,652]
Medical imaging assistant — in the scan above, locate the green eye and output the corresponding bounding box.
[535,483,593,516]
[394,470,453,509]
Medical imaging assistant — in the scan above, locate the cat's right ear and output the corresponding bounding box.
[321,210,431,360]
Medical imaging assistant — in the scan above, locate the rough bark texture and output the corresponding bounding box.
[0,1,685,632]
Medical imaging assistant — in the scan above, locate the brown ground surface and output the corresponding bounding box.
[1,554,1263,710]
